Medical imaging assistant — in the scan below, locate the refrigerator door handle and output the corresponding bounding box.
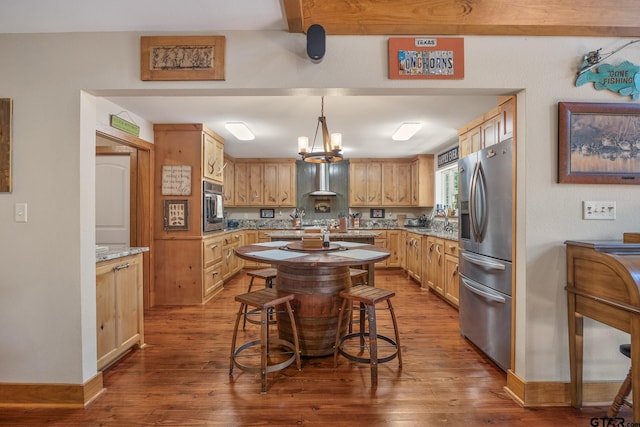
[461,251,506,271]
[469,162,480,241]
[461,276,506,304]
[475,161,488,242]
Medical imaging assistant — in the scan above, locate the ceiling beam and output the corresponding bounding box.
[286,0,640,37]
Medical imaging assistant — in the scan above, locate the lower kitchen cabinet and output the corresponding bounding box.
[155,235,225,306]
[443,240,460,306]
[96,253,144,370]
[243,229,274,268]
[424,236,459,308]
[203,234,224,298]
[222,231,244,280]
[405,231,422,282]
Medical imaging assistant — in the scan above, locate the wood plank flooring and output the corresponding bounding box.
[0,270,627,426]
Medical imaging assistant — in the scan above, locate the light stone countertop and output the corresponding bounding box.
[96,246,149,263]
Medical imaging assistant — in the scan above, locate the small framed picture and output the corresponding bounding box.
[260,208,275,219]
[164,200,189,231]
[370,208,385,219]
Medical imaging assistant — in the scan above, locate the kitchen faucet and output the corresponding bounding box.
[431,206,454,233]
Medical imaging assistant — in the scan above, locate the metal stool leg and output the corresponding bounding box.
[387,299,402,368]
[367,303,378,389]
[229,302,246,376]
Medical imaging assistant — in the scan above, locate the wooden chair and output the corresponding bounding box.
[243,267,277,330]
[229,287,301,394]
[608,344,633,418]
[333,284,402,389]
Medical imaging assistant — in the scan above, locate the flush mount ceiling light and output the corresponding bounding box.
[392,122,422,141]
[298,96,343,163]
[225,122,255,141]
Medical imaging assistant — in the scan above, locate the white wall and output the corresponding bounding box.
[0,31,635,385]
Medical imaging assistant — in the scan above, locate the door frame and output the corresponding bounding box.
[96,123,155,309]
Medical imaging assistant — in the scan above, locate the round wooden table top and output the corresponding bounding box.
[234,241,390,267]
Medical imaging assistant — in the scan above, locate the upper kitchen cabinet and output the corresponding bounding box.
[234,161,264,206]
[382,162,411,206]
[263,159,296,207]
[350,160,382,206]
[458,96,516,158]
[202,131,225,184]
[350,158,427,207]
[223,154,235,205]
[410,155,435,207]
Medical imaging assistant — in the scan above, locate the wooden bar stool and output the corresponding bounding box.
[333,284,402,388]
[608,344,633,418]
[243,267,277,330]
[229,287,301,394]
[348,268,369,333]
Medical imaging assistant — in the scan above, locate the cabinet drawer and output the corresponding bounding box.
[374,230,387,239]
[444,240,459,256]
[223,232,243,246]
[258,230,274,241]
[203,238,223,267]
[204,261,224,296]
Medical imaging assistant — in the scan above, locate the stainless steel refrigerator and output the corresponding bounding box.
[457,138,513,371]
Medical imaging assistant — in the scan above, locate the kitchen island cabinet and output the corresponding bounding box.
[96,251,145,370]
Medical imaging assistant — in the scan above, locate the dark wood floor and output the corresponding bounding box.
[0,270,627,426]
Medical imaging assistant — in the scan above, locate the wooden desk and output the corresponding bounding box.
[565,239,640,423]
[235,241,390,357]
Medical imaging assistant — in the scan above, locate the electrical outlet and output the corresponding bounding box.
[583,201,616,220]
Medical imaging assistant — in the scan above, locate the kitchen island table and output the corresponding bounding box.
[235,241,389,357]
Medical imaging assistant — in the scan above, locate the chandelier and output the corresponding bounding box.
[298,96,343,163]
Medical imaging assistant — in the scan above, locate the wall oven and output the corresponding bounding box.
[203,181,224,232]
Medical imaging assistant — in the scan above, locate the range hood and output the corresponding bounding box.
[309,163,337,196]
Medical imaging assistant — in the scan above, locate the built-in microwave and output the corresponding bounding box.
[203,181,224,232]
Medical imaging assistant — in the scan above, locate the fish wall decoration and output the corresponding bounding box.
[576,61,640,100]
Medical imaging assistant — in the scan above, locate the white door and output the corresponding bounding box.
[96,155,130,246]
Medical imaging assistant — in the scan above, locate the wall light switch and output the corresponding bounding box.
[15,203,27,223]
[583,201,616,220]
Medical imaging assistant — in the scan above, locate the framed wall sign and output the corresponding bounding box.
[558,102,640,184]
[260,208,275,219]
[388,37,464,80]
[370,209,385,219]
[140,36,225,81]
[164,200,190,230]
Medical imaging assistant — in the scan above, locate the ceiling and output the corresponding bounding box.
[7,0,629,158]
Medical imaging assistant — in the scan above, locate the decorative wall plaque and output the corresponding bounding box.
[161,165,192,195]
[388,37,464,80]
[140,36,225,81]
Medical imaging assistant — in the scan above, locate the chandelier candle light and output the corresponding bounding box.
[298,96,343,163]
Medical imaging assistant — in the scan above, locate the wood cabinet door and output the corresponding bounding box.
[366,163,382,205]
[96,264,117,362]
[499,97,515,141]
[203,133,223,183]
[444,254,459,307]
[395,162,411,206]
[349,162,368,206]
[382,163,397,205]
[247,163,264,205]
[116,258,142,347]
[263,163,278,206]
[234,163,248,206]
[387,230,402,267]
[223,157,235,205]
[234,162,264,206]
[277,162,295,206]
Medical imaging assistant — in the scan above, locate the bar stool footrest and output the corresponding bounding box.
[337,332,399,365]
[232,338,298,374]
